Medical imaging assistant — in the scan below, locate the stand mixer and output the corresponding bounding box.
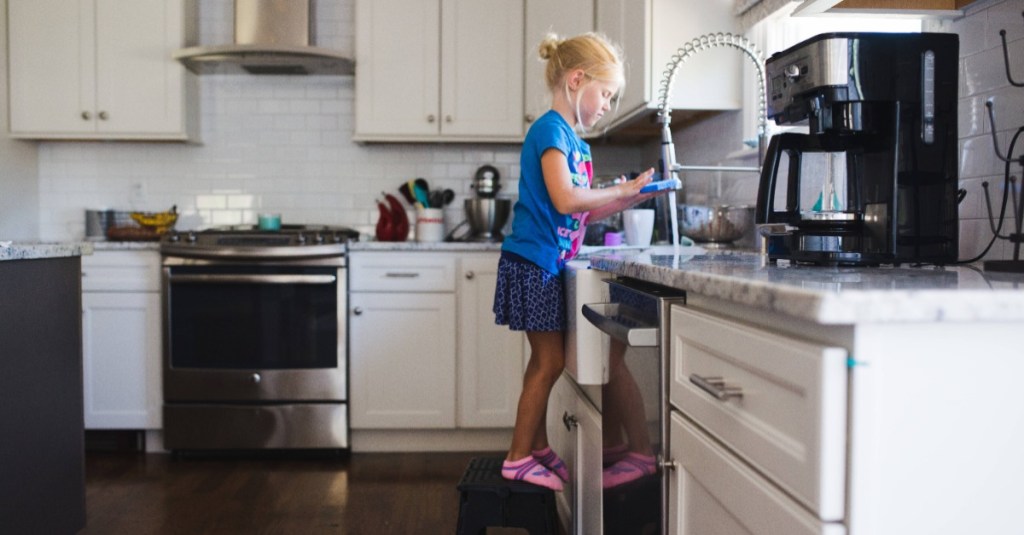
[463,165,511,242]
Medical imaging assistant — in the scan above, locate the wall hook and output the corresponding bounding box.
[985,100,1024,166]
[998,12,1024,87]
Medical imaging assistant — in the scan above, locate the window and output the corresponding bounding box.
[742,4,922,146]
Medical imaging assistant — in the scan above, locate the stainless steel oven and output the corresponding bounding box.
[160,225,356,452]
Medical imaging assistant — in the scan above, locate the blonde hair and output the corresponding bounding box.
[538,32,624,130]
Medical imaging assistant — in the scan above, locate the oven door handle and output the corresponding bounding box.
[167,274,337,285]
[581,303,658,347]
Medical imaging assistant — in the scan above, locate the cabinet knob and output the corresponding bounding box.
[427,114,436,123]
[524,114,535,123]
[445,115,453,123]
[562,411,578,431]
[250,373,262,384]
[353,307,363,316]
[465,271,475,280]
[81,111,91,121]
[98,111,109,121]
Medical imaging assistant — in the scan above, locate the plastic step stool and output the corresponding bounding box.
[456,456,559,535]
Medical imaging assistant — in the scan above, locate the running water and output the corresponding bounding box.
[668,191,680,248]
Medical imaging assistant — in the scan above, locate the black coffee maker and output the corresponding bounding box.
[755,33,959,265]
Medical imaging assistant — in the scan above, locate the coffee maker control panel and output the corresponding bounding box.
[766,36,852,123]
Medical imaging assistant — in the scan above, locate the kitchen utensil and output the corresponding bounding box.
[398,182,417,205]
[412,180,430,208]
[440,188,455,206]
[472,165,501,198]
[464,198,511,242]
[679,204,754,244]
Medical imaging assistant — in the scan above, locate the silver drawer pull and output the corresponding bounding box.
[384,272,421,278]
[690,374,743,401]
[168,274,336,284]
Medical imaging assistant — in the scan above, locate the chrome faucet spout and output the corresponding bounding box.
[656,32,768,177]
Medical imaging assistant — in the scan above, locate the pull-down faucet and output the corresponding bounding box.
[656,32,768,186]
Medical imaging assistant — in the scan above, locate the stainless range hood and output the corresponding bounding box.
[174,0,353,75]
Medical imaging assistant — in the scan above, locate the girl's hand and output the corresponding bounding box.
[617,167,655,199]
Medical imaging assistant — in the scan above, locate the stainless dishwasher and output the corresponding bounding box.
[582,277,685,535]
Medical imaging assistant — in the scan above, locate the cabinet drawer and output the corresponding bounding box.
[669,305,847,521]
[81,250,160,292]
[349,253,455,292]
[670,412,845,535]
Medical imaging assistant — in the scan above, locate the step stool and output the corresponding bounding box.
[456,456,559,535]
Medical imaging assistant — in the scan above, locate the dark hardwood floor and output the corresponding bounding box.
[81,450,498,534]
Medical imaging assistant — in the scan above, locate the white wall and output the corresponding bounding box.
[0,0,40,240]
[33,0,643,241]
[930,0,1024,261]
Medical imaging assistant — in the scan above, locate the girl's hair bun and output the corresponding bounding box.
[538,33,561,61]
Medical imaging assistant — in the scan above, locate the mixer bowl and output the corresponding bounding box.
[678,204,754,244]
[465,198,511,241]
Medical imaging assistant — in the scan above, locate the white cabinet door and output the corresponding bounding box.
[456,254,524,427]
[349,292,457,429]
[524,0,594,133]
[546,374,603,535]
[354,0,524,142]
[354,0,441,138]
[7,0,95,135]
[595,0,741,130]
[439,0,524,138]
[82,291,162,429]
[7,0,195,140]
[595,0,649,122]
[669,411,845,535]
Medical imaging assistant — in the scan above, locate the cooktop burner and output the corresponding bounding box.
[161,224,360,259]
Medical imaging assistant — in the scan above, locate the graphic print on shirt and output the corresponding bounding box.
[557,149,593,268]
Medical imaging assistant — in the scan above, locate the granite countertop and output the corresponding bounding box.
[0,241,94,261]
[348,241,502,252]
[586,245,1024,324]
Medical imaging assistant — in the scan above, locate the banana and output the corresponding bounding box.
[130,205,178,232]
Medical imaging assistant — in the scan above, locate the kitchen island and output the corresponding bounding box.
[1,242,91,533]
[583,246,1024,535]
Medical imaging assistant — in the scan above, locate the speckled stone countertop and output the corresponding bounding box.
[0,241,94,261]
[348,241,502,252]
[585,245,1024,324]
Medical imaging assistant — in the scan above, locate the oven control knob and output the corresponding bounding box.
[296,233,306,244]
[315,233,325,244]
[168,233,180,242]
[250,373,261,384]
[186,232,197,243]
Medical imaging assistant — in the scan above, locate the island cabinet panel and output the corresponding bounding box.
[0,257,85,534]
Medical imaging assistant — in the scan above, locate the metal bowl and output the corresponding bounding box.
[465,198,511,241]
[678,204,755,243]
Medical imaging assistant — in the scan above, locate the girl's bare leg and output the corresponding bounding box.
[506,330,565,460]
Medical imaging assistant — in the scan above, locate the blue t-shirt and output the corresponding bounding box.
[502,110,592,275]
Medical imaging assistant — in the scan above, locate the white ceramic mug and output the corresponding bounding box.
[622,208,655,246]
[416,207,445,242]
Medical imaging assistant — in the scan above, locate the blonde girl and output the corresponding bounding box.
[493,32,658,491]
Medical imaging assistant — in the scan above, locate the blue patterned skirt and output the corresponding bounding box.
[493,252,566,332]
